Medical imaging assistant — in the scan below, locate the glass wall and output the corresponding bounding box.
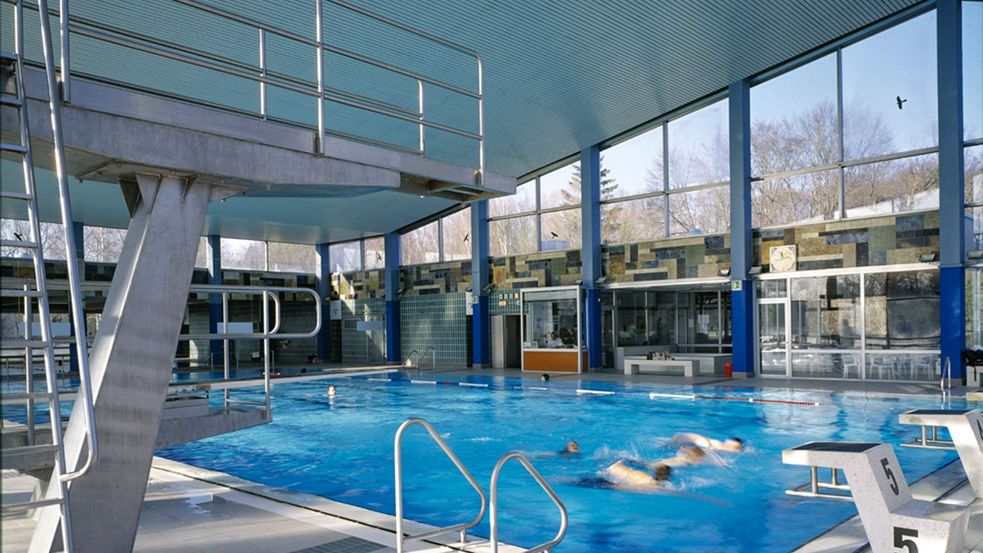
[600,98,730,244]
[363,237,385,270]
[440,207,471,261]
[611,288,730,353]
[400,221,439,265]
[0,219,67,260]
[487,160,581,255]
[267,241,316,273]
[400,206,475,266]
[330,240,362,273]
[523,290,579,348]
[221,238,266,271]
[757,269,940,381]
[750,11,941,228]
[83,226,127,263]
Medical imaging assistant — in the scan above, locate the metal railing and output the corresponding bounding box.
[403,346,436,370]
[176,284,322,415]
[489,452,568,553]
[393,418,487,553]
[8,0,485,184]
[941,356,953,400]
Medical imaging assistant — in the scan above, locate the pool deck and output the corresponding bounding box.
[1,458,522,553]
[3,367,981,552]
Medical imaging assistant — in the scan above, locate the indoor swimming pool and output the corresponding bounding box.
[158,375,966,552]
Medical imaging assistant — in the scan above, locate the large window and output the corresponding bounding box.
[440,207,471,261]
[0,219,66,260]
[400,221,439,266]
[967,146,983,250]
[329,240,362,273]
[487,160,581,256]
[267,241,316,274]
[363,237,385,270]
[221,238,266,271]
[83,226,127,263]
[966,1,983,141]
[751,11,941,228]
[600,99,730,244]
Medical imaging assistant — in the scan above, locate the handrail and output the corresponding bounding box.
[489,452,568,553]
[393,418,487,553]
[941,356,952,400]
[35,0,98,484]
[8,0,485,183]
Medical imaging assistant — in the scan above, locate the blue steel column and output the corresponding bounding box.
[729,80,755,377]
[69,221,85,373]
[384,232,401,363]
[315,242,331,362]
[471,200,490,367]
[206,234,223,367]
[581,145,603,369]
[938,0,965,380]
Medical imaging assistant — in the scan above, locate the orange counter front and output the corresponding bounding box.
[522,349,588,372]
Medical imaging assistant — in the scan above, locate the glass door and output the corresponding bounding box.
[758,299,788,376]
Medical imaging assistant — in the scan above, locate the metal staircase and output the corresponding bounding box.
[1,1,98,551]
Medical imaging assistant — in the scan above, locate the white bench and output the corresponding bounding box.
[623,356,696,377]
[899,408,983,498]
[783,441,969,553]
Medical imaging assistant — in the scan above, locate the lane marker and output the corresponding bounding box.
[577,389,615,396]
[649,392,696,400]
[367,378,391,382]
[409,380,437,385]
[458,382,489,388]
[526,386,549,391]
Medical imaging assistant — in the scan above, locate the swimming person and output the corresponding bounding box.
[545,331,564,348]
[672,433,745,453]
[595,460,672,491]
[559,441,581,456]
[327,385,337,398]
[654,445,707,468]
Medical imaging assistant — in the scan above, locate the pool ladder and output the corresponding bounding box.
[393,418,567,553]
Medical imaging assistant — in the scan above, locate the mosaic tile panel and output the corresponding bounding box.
[602,233,731,283]
[491,249,582,288]
[334,270,385,300]
[400,260,472,296]
[753,211,939,273]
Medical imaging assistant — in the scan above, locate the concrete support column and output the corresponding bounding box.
[206,234,223,367]
[471,200,490,367]
[315,242,331,362]
[938,0,966,380]
[581,145,603,370]
[69,221,85,373]
[384,232,401,364]
[32,174,239,553]
[729,80,755,377]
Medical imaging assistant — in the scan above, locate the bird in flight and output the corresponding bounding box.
[13,232,24,241]
[896,96,908,110]
[462,233,469,242]
[550,231,559,239]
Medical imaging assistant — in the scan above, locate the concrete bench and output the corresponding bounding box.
[899,409,983,498]
[783,441,969,553]
[624,356,696,377]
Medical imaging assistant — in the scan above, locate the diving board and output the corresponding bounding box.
[899,409,983,498]
[783,441,969,553]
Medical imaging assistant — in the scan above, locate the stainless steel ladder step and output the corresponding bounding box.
[0,142,28,154]
[0,191,34,201]
[0,94,23,107]
[2,497,64,514]
[1,391,54,403]
[0,339,50,348]
[0,239,39,249]
[1,289,43,298]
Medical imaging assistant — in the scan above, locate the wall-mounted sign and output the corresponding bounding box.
[329,300,342,320]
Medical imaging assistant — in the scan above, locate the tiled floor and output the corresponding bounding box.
[0,460,517,553]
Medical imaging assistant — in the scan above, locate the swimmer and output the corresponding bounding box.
[593,460,672,491]
[559,441,581,456]
[654,445,707,468]
[541,373,550,381]
[672,433,745,453]
[327,385,337,398]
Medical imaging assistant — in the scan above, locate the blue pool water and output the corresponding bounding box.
[158,375,965,552]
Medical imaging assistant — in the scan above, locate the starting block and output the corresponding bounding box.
[783,441,969,553]
[899,408,983,498]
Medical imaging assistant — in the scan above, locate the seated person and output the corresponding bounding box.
[559,440,581,456]
[672,433,745,453]
[545,331,564,348]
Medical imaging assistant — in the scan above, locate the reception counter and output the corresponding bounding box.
[522,348,588,372]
